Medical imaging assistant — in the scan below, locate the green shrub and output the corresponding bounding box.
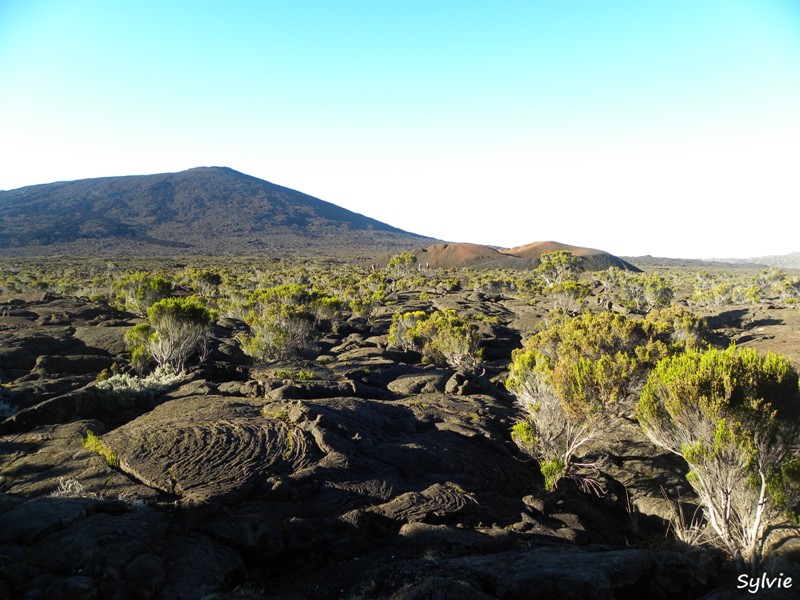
[387,252,417,277]
[691,271,771,307]
[249,283,315,307]
[388,310,427,351]
[507,310,701,491]
[543,280,591,314]
[234,282,344,362]
[342,273,386,321]
[95,363,122,382]
[512,311,689,409]
[638,345,800,571]
[618,272,674,314]
[535,251,580,286]
[511,420,537,463]
[777,277,800,305]
[238,304,318,362]
[645,306,707,349]
[440,277,461,293]
[348,293,384,320]
[389,310,483,372]
[125,296,215,372]
[187,268,222,296]
[113,272,173,316]
[310,295,343,324]
[540,459,567,493]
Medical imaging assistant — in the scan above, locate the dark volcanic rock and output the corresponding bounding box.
[387,371,450,394]
[0,386,101,434]
[0,496,168,600]
[33,354,113,376]
[266,380,358,400]
[157,533,246,600]
[105,395,318,504]
[351,546,715,599]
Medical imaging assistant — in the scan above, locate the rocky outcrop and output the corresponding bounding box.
[106,395,318,503]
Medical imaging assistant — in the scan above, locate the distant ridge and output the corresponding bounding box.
[0,167,437,257]
[709,252,800,270]
[622,256,788,270]
[412,241,638,271]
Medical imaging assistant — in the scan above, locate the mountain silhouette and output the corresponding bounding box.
[0,167,435,256]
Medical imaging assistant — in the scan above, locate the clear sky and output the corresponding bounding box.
[1,1,799,258]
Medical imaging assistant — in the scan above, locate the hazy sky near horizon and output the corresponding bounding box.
[1,1,799,259]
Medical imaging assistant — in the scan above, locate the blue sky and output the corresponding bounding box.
[1,1,799,258]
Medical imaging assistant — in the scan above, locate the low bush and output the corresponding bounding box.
[238,305,318,362]
[112,272,173,316]
[507,309,704,492]
[389,309,483,372]
[95,365,185,401]
[638,345,800,571]
[125,296,215,372]
[535,251,580,286]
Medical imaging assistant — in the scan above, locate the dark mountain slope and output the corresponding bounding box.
[0,167,436,256]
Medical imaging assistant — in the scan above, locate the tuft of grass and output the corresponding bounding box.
[82,430,119,468]
[50,477,97,499]
[473,313,501,325]
[273,369,316,381]
[262,408,291,423]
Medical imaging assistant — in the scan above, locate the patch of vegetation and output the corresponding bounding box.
[273,369,316,381]
[49,477,99,499]
[82,430,119,468]
[387,252,418,277]
[535,251,581,287]
[263,408,292,423]
[638,345,800,572]
[125,296,216,373]
[507,309,705,492]
[95,365,185,401]
[238,305,319,362]
[617,271,675,314]
[389,309,483,371]
[472,313,501,325]
[234,283,342,362]
[3,252,799,587]
[112,271,173,316]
